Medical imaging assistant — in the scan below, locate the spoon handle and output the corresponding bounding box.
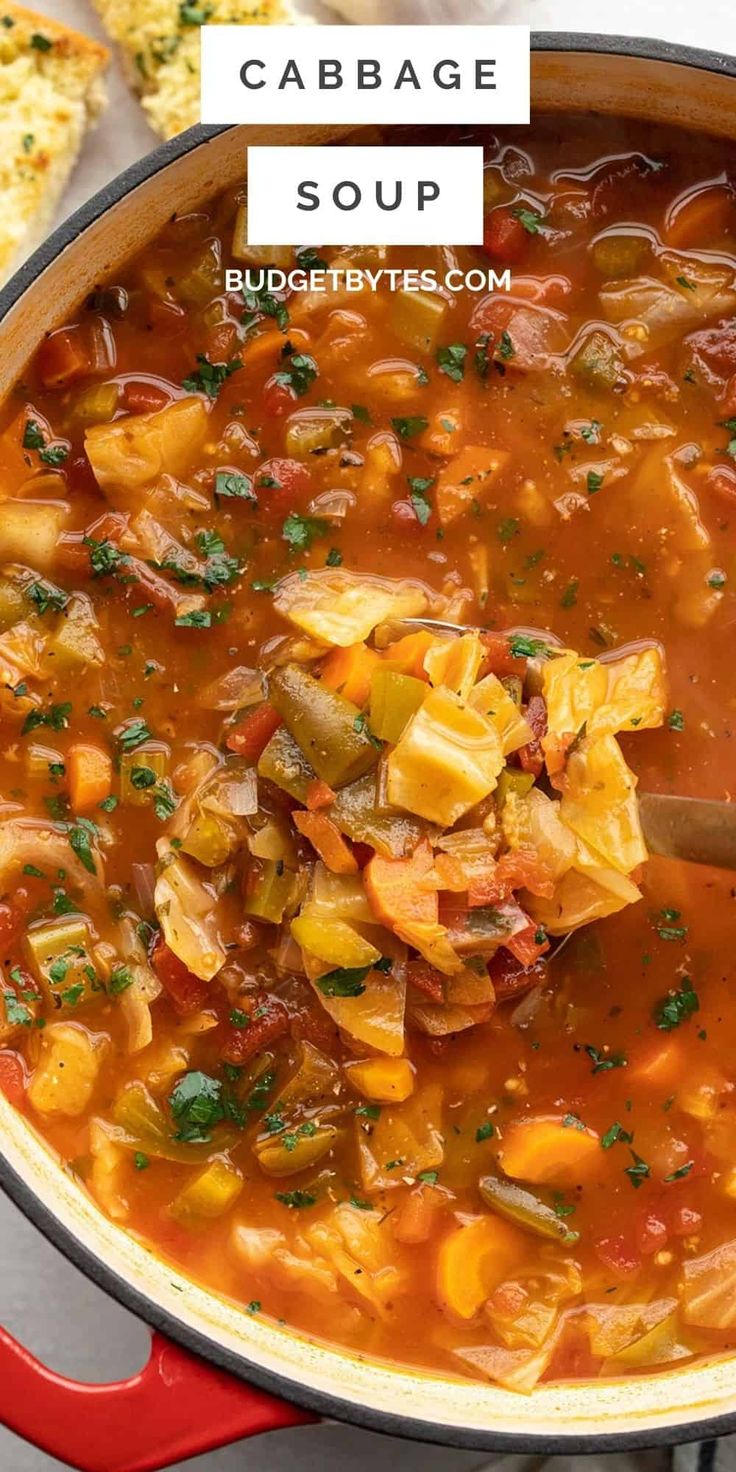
[638,792,736,870]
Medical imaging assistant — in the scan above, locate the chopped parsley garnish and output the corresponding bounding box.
[3,991,32,1027]
[351,403,371,423]
[134,1152,150,1171]
[507,635,554,660]
[282,513,329,551]
[67,818,98,875]
[117,718,151,752]
[275,1189,316,1209]
[513,206,549,235]
[654,979,699,1032]
[475,1121,495,1142]
[21,701,72,736]
[585,1044,627,1074]
[664,1161,694,1182]
[296,247,328,271]
[316,963,377,997]
[391,416,428,440]
[175,610,211,628]
[668,709,685,731]
[625,1151,651,1189]
[436,343,467,382]
[242,281,288,333]
[109,965,134,996]
[498,329,515,362]
[325,547,343,567]
[586,470,604,495]
[601,1121,633,1150]
[30,32,52,51]
[169,1070,235,1142]
[274,353,318,397]
[182,354,242,399]
[407,475,434,525]
[26,579,68,615]
[214,471,256,502]
[497,517,519,544]
[85,537,128,578]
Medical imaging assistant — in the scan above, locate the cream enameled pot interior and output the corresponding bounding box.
[3,49,736,1441]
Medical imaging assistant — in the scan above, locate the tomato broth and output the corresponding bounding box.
[1,114,736,1391]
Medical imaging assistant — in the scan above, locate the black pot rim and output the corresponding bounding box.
[3,32,736,1455]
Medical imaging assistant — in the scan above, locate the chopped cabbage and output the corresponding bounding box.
[424,632,484,701]
[469,673,534,755]
[503,789,576,881]
[561,734,647,874]
[387,686,504,826]
[528,844,641,935]
[309,967,406,1056]
[683,1240,736,1329]
[357,1086,443,1187]
[85,398,208,492]
[154,839,226,981]
[583,1298,680,1358]
[273,569,428,647]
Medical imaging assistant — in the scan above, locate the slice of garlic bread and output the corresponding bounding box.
[92,0,301,140]
[0,4,108,283]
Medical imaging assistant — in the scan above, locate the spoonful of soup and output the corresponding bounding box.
[395,615,736,873]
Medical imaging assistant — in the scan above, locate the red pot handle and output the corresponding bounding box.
[0,1324,317,1472]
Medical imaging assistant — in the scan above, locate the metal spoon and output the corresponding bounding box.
[397,617,736,872]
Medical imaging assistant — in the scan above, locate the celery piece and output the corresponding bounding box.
[24,916,97,1011]
[169,1157,243,1225]
[495,767,535,808]
[243,858,299,924]
[389,288,447,353]
[569,330,624,391]
[120,746,168,806]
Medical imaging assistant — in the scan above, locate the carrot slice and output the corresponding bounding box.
[382,630,434,680]
[293,810,358,874]
[468,850,554,908]
[364,840,437,931]
[665,184,735,249]
[67,743,113,812]
[305,778,336,811]
[500,1116,600,1186]
[320,642,381,707]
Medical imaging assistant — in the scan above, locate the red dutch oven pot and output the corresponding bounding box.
[3,34,736,1469]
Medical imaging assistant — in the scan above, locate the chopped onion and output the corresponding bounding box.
[198,665,264,711]
[132,862,156,917]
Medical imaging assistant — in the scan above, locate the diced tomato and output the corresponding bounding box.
[482,206,528,263]
[0,888,31,950]
[123,380,172,414]
[488,949,547,1002]
[0,1051,26,1106]
[406,958,445,1003]
[517,693,547,777]
[635,1211,668,1256]
[670,1204,702,1236]
[505,920,550,968]
[478,631,527,679]
[590,155,653,219]
[36,321,114,389]
[36,327,93,389]
[150,937,209,1015]
[255,457,312,508]
[686,320,736,386]
[221,992,290,1065]
[147,298,186,336]
[262,376,296,418]
[206,322,239,363]
[595,1233,641,1277]
[226,702,281,761]
[468,850,553,908]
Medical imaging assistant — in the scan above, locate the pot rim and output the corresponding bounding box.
[3,33,736,1452]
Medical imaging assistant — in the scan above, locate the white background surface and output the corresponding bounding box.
[2,0,736,1468]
